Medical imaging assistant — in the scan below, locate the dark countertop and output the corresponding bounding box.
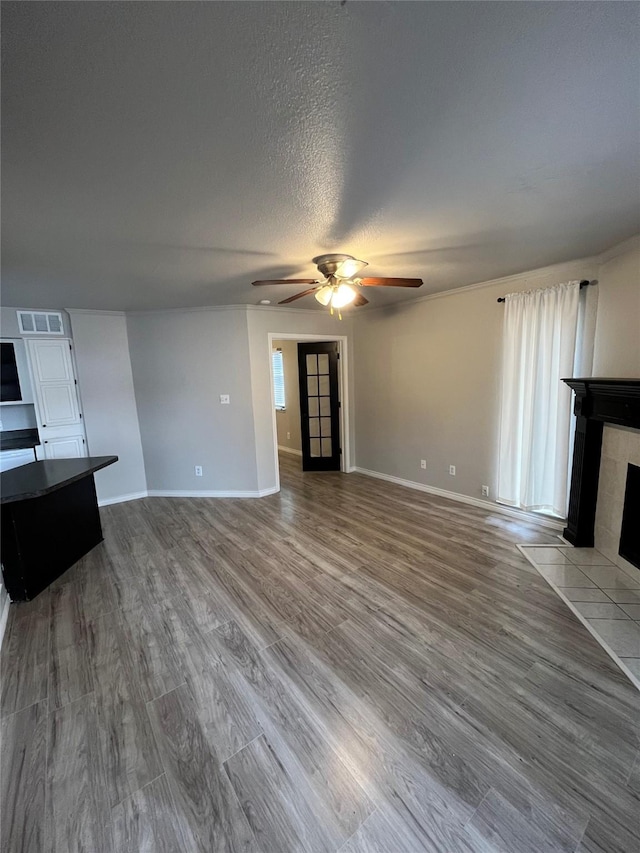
[0,428,40,451]
[0,456,118,504]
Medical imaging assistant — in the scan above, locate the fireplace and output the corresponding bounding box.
[562,378,640,548]
[619,463,640,570]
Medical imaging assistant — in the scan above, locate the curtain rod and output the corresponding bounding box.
[497,280,591,303]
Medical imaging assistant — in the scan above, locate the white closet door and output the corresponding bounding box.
[27,339,74,382]
[27,339,83,426]
[43,435,85,458]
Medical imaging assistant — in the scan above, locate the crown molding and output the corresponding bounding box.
[358,255,600,315]
[597,234,640,265]
[125,303,331,318]
[245,303,338,316]
[66,308,127,316]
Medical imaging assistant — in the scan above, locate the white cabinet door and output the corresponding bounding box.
[27,339,74,382]
[43,435,86,459]
[37,382,81,426]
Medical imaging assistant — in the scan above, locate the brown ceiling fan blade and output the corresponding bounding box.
[359,277,423,287]
[278,286,320,304]
[252,279,319,286]
[353,292,369,306]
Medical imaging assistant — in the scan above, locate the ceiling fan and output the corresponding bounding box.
[252,254,423,314]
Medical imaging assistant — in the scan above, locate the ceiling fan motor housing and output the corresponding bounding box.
[312,254,357,279]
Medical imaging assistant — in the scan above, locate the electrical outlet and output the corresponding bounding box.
[219,394,230,405]
[420,459,426,469]
[195,466,203,477]
[449,465,456,476]
[481,485,489,497]
[287,431,291,440]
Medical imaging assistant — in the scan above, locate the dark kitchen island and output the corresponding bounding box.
[1,455,117,600]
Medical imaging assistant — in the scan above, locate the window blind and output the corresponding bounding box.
[272,349,286,410]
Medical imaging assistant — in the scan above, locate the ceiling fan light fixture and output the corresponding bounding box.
[331,283,357,308]
[314,285,333,306]
[334,257,368,279]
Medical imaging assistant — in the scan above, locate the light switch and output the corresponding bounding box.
[219,394,230,405]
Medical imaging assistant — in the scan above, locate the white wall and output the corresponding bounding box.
[274,339,302,454]
[593,236,640,377]
[353,258,598,503]
[69,311,147,504]
[127,307,260,495]
[246,307,354,492]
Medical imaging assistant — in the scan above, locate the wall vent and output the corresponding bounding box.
[17,310,64,335]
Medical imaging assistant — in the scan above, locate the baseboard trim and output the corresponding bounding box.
[98,491,148,507]
[278,446,303,457]
[147,487,278,499]
[98,486,280,504]
[354,467,565,531]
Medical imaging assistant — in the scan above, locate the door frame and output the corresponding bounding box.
[267,333,351,491]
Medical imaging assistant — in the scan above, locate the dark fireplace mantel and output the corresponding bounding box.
[562,378,640,546]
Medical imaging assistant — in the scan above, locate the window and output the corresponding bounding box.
[497,281,583,516]
[272,349,285,410]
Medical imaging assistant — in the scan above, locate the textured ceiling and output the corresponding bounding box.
[2,1,639,311]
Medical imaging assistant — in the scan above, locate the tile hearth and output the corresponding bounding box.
[519,544,640,690]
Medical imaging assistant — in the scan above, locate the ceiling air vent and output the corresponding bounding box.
[17,310,64,335]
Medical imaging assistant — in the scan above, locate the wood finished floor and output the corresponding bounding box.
[2,453,639,852]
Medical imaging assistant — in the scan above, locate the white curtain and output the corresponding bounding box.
[497,281,581,516]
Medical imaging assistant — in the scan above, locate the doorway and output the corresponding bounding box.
[297,341,341,471]
[268,333,350,488]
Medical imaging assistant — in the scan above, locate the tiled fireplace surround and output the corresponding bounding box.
[595,425,640,571]
[521,380,640,690]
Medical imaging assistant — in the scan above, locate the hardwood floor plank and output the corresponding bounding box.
[1,699,48,853]
[0,591,50,718]
[87,610,164,807]
[215,620,376,846]
[280,602,346,644]
[48,614,94,711]
[111,774,187,853]
[577,814,640,853]
[47,693,113,853]
[147,683,260,853]
[285,618,490,814]
[466,787,573,853]
[200,557,285,650]
[338,805,449,853]
[115,604,185,703]
[628,753,640,794]
[262,630,482,850]
[176,630,262,761]
[225,733,336,853]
